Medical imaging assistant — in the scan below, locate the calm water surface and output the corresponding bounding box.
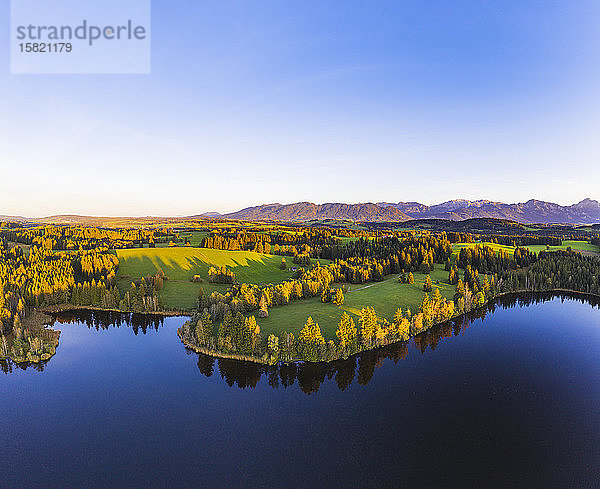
[2,295,600,488]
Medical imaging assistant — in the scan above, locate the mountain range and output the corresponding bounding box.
[3,198,600,225]
[223,198,600,224]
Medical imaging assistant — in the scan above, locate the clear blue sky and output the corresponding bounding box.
[2,0,600,216]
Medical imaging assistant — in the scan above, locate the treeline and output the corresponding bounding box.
[1,225,175,250]
[318,235,452,262]
[200,227,430,261]
[498,250,600,296]
[68,272,164,313]
[442,231,597,248]
[201,228,360,255]
[487,235,562,247]
[74,249,119,283]
[456,245,537,274]
[328,248,442,283]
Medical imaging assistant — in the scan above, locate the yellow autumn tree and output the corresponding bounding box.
[297,316,325,361]
[336,312,357,354]
[359,307,378,347]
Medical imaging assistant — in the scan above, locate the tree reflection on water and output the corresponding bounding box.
[3,292,598,382]
[55,309,166,335]
[192,292,600,394]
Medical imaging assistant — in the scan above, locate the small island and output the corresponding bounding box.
[0,310,59,364]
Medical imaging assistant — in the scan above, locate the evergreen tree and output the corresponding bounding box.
[267,334,279,364]
[332,288,344,306]
[258,294,269,318]
[423,274,433,292]
[448,266,458,285]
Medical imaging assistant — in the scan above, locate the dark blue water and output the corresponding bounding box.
[2,295,600,489]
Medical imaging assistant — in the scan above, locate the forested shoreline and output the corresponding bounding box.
[0,228,170,364]
[179,248,600,365]
[189,291,600,394]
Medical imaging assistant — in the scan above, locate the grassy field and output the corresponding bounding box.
[7,241,31,256]
[255,268,456,340]
[116,247,297,282]
[115,247,310,310]
[337,236,363,244]
[178,231,209,247]
[154,231,209,248]
[452,242,516,255]
[452,240,600,256]
[524,240,600,254]
[158,281,228,310]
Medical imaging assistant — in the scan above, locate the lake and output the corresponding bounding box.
[2,294,600,488]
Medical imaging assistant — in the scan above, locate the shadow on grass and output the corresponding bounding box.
[118,249,290,284]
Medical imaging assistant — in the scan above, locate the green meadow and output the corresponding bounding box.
[254,268,456,340]
[116,247,296,282]
[178,231,210,247]
[523,240,600,254]
[452,240,599,256]
[452,242,516,255]
[336,236,363,244]
[115,247,299,309]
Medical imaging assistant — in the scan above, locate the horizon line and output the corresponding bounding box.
[1,196,598,220]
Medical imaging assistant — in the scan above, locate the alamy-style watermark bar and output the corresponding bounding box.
[10,0,151,74]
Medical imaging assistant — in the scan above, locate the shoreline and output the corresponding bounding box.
[177,288,600,366]
[2,310,61,365]
[2,305,191,366]
[39,304,192,318]
[5,288,599,367]
[176,331,271,365]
